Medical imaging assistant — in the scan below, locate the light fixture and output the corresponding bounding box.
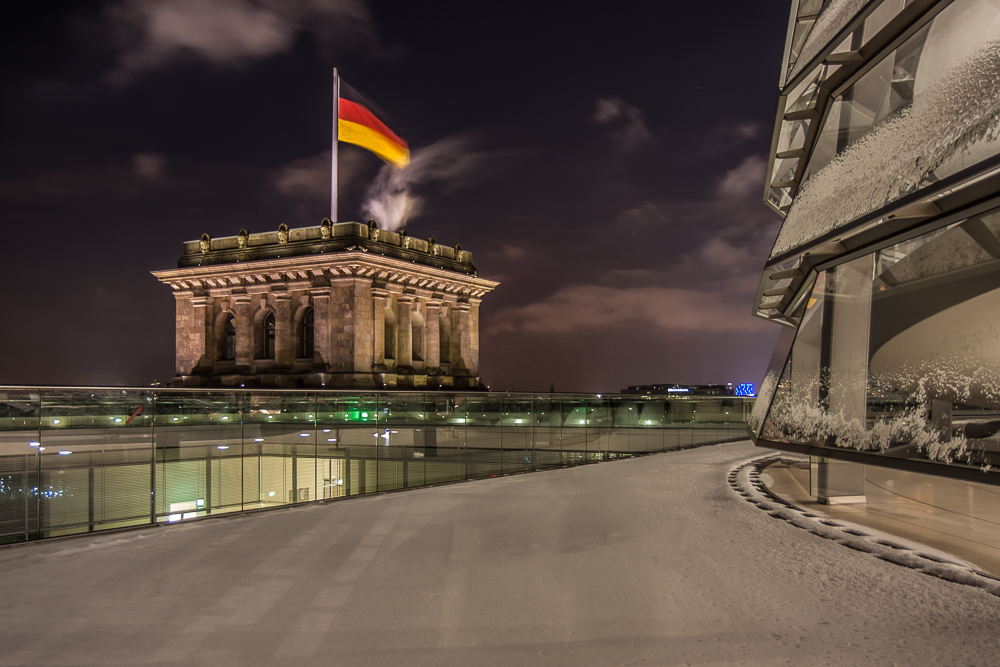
[114,418,122,423]
[52,419,60,425]
[29,442,39,447]
[254,438,263,443]
[322,429,331,433]
[299,433,309,437]
[222,416,228,421]
[328,438,337,442]
[58,451,71,456]
[218,446,229,450]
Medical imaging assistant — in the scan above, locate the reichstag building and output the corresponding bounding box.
[750,0,1000,496]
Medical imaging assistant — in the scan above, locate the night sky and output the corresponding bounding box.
[2,0,788,392]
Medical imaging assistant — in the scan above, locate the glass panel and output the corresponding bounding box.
[774,0,1000,258]
[0,388,755,543]
[760,211,1000,475]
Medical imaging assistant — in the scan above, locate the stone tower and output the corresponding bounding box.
[152,221,499,390]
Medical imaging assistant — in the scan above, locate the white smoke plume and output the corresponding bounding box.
[361,135,489,231]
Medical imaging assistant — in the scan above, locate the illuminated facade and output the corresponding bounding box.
[153,221,498,390]
[750,0,1000,493]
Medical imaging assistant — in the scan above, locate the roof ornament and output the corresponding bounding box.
[237,228,249,249]
[400,229,411,249]
[428,236,440,256]
[278,223,289,244]
[200,233,211,254]
[320,218,332,240]
[367,220,381,242]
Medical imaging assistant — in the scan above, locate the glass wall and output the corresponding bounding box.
[769,0,1000,259]
[753,206,1000,479]
[0,389,752,543]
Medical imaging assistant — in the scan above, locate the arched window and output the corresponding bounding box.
[262,313,276,359]
[223,315,236,361]
[299,309,314,358]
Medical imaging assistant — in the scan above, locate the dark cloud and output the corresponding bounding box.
[593,97,654,153]
[105,0,380,81]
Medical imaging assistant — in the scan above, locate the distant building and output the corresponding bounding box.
[622,384,736,396]
[153,220,498,390]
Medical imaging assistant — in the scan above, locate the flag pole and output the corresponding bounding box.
[331,67,340,222]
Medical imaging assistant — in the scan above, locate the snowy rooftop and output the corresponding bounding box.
[2,441,999,665]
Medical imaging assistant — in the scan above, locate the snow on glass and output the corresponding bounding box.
[758,361,1000,468]
[789,0,872,82]
[772,31,1000,259]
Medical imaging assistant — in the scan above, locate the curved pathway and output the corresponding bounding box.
[2,441,999,666]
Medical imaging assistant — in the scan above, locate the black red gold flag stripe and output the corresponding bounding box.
[338,82,409,168]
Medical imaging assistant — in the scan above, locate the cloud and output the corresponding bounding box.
[501,245,529,261]
[716,155,766,198]
[273,147,368,198]
[614,201,670,228]
[0,161,174,201]
[593,98,653,152]
[705,121,761,151]
[106,0,378,80]
[489,284,770,335]
[132,152,166,179]
[699,237,755,268]
[362,135,500,231]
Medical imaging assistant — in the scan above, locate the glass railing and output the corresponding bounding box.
[0,387,753,543]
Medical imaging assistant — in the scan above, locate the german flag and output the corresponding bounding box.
[338,82,409,168]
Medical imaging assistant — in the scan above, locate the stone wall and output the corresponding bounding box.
[154,222,498,390]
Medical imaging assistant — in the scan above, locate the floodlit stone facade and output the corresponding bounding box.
[153,220,498,390]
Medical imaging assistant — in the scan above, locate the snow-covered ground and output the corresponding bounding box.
[1,440,999,666]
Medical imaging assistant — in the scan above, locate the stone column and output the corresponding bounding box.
[468,301,481,376]
[371,288,388,370]
[425,300,442,374]
[233,295,253,370]
[397,295,414,372]
[189,296,212,374]
[274,293,293,369]
[439,304,451,365]
[310,288,331,368]
[451,302,471,374]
